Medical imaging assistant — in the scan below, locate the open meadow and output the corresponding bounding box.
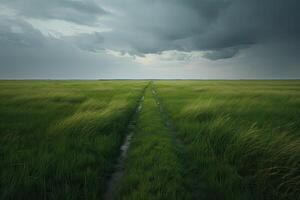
[154,81,300,200]
[0,80,300,199]
[0,81,147,199]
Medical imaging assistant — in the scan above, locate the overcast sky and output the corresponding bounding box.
[0,0,299,79]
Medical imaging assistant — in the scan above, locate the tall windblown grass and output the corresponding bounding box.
[0,80,147,199]
[155,80,300,199]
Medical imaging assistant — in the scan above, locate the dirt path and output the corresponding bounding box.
[103,92,145,200]
[104,82,198,199]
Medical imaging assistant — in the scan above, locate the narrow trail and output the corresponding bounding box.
[103,91,145,200]
[151,83,201,200]
[104,82,199,200]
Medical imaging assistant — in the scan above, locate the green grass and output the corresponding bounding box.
[0,80,147,199]
[1,80,300,199]
[154,80,300,199]
[115,85,188,200]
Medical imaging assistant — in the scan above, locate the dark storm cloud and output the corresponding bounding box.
[187,0,300,52]
[1,0,299,59]
[202,46,242,61]
[1,0,107,25]
[0,0,299,79]
[93,0,299,59]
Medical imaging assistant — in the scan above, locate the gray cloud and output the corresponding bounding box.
[2,0,299,58]
[63,32,104,52]
[0,17,45,48]
[0,0,299,79]
[1,0,107,25]
[0,17,118,79]
[202,46,242,60]
[95,0,300,60]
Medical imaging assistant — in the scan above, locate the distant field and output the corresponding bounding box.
[0,80,299,199]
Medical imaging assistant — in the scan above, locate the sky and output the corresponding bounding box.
[0,0,299,79]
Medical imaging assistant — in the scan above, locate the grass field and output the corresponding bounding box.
[154,81,300,200]
[0,81,147,199]
[0,80,300,199]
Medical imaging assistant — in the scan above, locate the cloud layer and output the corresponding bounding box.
[0,0,299,78]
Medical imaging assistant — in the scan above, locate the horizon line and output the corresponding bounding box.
[0,78,300,81]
